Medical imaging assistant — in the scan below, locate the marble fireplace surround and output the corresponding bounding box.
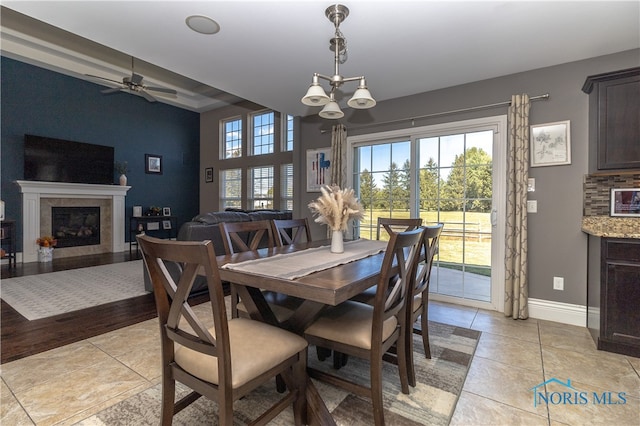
[16,181,130,263]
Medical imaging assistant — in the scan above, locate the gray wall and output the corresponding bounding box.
[296,49,640,307]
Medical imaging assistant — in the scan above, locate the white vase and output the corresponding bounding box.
[119,174,127,186]
[331,230,344,254]
[38,246,54,263]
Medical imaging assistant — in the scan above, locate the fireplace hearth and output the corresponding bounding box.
[52,206,100,248]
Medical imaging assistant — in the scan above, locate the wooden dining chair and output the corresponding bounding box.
[137,234,308,426]
[376,217,423,241]
[219,220,298,326]
[405,223,443,387]
[304,228,424,426]
[271,218,312,246]
[351,217,424,306]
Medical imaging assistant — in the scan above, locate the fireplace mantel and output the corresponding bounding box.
[16,180,130,262]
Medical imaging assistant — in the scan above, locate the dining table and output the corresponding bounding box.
[216,238,390,425]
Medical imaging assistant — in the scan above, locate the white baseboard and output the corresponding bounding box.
[528,298,586,327]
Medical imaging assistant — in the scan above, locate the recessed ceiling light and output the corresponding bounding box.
[186,15,220,35]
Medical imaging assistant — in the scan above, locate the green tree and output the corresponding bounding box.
[442,147,492,211]
[419,157,439,210]
[380,162,406,210]
[358,169,376,210]
[397,159,411,210]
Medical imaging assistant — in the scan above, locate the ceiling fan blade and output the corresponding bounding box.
[130,73,144,85]
[101,87,124,94]
[140,90,157,102]
[145,86,177,95]
[85,74,124,85]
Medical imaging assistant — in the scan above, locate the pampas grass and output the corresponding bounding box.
[308,185,365,232]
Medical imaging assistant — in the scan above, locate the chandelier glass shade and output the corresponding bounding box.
[301,4,376,119]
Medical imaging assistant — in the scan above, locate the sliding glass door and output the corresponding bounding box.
[349,116,506,310]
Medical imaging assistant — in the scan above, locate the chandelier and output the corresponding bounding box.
[301,4,376,119]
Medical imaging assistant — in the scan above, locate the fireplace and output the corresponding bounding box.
[16,181,130,262]
[52,206,101,248]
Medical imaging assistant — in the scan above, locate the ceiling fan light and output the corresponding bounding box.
[319,100,344,119]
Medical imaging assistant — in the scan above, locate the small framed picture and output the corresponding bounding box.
[530,121,571,167]
[133,206,142,217]
[306,148,332,192]
[145,154,163,174]
[162,207,171,216]
[162,220,172,230]
[147,222,160,231]
[611,188,640,217]
[205,167,214,183]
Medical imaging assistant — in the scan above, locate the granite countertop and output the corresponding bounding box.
[581,216,640,239]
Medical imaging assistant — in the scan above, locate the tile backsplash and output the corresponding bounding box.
[583,173,640,216]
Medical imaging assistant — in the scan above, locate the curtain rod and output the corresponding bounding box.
[323,93,550,133]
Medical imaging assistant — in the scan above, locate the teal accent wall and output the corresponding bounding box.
[1,57,200,250]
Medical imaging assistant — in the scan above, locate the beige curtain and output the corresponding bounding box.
[505,94,530,319]
[330,124,347,187]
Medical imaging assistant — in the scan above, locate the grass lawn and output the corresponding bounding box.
[359,210,492,268]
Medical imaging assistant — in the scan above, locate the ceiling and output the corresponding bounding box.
[2,1,639,115]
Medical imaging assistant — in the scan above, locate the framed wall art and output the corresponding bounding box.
[162,207,171,216]
[530,120,571,167]
[132,206,142,217]
[610,188,640,217]
[145,154,163,174]
[306,148,332,192]
[205,167,214,183]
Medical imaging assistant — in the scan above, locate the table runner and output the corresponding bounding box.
[221,239,388,280]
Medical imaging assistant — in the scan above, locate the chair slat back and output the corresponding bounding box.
[373,228,424,335]
[413,224,444,297]
[219,220,274,255]
[272,218,312,246]
[137,234,230,362]
[376,217,423,241]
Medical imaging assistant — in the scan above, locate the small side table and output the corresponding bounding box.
[1,219,17,268]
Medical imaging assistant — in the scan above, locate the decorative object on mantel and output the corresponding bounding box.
[308,185,364,253]
[115,161,129,186]
[36,235,57,262]
[301,4,376,119]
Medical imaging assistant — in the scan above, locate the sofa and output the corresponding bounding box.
[143,209,292,293]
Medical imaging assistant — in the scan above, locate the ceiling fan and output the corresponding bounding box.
[86,57,177,102]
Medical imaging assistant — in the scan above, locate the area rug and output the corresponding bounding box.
[78,322,480,425]
[0,260,147,320]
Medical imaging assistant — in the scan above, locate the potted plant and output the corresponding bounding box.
[115,161,129,186]
[36,236,57,262]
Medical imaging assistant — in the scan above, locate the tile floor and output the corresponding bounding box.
[1,301,639,425]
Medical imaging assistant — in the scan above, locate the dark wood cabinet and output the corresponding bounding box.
[1,220,17,268]
[582,67,640,172]
[587,237,640,357]
[129,216,178,257]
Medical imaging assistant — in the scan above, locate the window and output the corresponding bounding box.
[251,111,274,155]
[222,118,242,159]
[220,168,242,209]
[281,163,294,210]
[216,109,293,211]
[249,166,274,209]
[284,114,294,151]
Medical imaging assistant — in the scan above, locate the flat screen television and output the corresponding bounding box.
[24,134,115,185]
